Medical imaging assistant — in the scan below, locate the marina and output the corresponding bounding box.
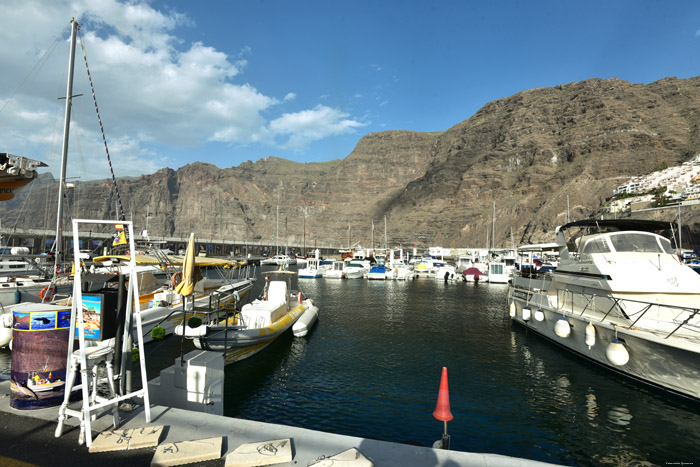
[2,10,700,467]
[2,263,697,465]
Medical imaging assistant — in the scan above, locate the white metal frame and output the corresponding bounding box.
[55,219,151,446]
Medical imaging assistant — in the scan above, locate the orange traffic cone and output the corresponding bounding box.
[433,367,453,421]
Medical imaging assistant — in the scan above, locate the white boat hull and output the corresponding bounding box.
[509,276,700,401]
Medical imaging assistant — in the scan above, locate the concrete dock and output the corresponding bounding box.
[0,376,560,467]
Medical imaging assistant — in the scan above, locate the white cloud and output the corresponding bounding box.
[0,0,365,179]
[269,105,366,150]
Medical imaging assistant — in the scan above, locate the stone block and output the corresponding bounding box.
[225,438,293,467]
[151,436,222,466]
[307,448,373,466]
[89,425,164,453]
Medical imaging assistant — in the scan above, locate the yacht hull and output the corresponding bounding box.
[509,280,700,401]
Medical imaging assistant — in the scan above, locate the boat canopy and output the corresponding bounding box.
[93,254,241,268]
[559,219,676,234]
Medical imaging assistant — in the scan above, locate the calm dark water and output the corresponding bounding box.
[2,269,699,465]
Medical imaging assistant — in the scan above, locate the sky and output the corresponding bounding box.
[2,0,700,181]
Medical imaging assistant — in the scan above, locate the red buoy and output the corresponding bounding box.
[433,367,453,421]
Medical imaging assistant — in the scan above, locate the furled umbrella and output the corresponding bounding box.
[177,232,196,364]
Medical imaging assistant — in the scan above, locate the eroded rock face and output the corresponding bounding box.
[5,76,700,248]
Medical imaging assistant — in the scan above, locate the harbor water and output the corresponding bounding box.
[2,268,699,465]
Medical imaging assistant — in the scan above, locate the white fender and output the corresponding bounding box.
[534,309,545,322]
[554,317,571,338]
[509,302,516,318]
[585,323,596,349]
[606,338,629,366]
[522,307,531,321]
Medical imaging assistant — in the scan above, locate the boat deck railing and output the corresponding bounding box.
[510,272,700,343]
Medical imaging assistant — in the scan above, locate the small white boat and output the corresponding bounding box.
[293,302,319,337]
[298,256,324,279]
[178,279,314,364]
[367,265,387,280]
[324,260,346,279]
[342,260,365,279]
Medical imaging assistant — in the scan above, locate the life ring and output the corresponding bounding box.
[171,272,183,286]
[40,286,55,301]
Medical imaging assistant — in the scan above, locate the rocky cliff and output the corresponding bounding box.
[5,76,700,249]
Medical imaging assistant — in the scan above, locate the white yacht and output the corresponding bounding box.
[508,219,700,401]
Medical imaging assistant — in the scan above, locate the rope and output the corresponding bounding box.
[0,24,69,126]
[78,28,125,222]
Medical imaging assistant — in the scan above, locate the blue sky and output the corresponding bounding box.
[2,0,700,180]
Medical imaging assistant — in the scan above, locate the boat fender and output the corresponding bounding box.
[585,323,596,349]
[1,313,12,327]
[522,306,531,322]
[509,302,516,318]
[14,289,21,304]
[39,286,55,302]
[534,309,545,322]
[171,272,183,286]
[606,338,629,366]
[298,292,303,304]
[554,317,571,338]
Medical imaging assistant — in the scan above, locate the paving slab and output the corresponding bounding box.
[225,438,292,467]
[308,447,374,466]
[151,436,222,467]
[89,425,164,453]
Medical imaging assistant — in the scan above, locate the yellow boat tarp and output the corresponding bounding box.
[93,254,244,269]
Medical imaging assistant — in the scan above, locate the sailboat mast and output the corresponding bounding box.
[491,201,496,250]
[384,215,387,250]
[54,19,78,272]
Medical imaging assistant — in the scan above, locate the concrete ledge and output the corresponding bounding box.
[0,379,557,466]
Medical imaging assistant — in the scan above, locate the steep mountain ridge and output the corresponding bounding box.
[5,76,700,249]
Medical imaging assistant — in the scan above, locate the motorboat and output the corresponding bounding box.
[394,264,413,280]
[91,253,255,343]
[298,258,324,278]
[298,251,326,278]
[413,255,438,279]
[177,278,314,364]
[508,219,700,401]
[435,263,459,282]
[462,267,485,283]
[0,253,255,348]
[324,260,346,279]
[342,260,365,279]
[367,265,387,280]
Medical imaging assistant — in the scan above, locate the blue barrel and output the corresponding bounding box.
[10,303,71,410]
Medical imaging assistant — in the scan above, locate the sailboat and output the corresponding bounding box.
[0,20,81,348]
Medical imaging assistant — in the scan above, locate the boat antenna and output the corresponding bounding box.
[79,27,125,221]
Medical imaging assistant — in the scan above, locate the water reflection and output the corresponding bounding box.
[0,349,10,376]
[3,270,700,466]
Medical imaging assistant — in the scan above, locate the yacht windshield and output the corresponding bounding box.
[608,233,673,254]
[581,236,611,254]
